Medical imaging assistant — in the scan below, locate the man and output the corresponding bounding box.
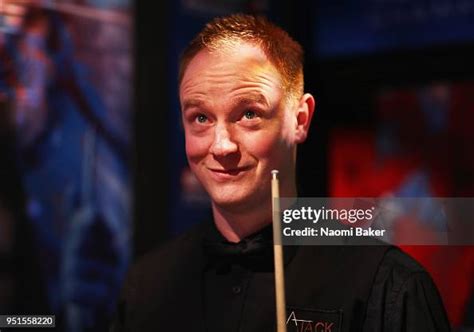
[112,14,450,331]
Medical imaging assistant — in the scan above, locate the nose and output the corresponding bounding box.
[209,123,238,157]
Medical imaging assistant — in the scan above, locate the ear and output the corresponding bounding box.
[294,93,315,143]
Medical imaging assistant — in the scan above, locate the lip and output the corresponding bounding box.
[207,166,252,181]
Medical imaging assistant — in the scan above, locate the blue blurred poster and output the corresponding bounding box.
[315,0,474,57]
[0,1,132,330]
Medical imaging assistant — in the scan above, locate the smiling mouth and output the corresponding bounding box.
[208,166,252,176]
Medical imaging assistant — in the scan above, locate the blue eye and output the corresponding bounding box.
[196,114,208,123]
[243,110,257,119]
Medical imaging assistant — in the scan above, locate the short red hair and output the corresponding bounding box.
[179,14,304,99]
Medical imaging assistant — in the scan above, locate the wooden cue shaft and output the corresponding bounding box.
[271,170,287,332]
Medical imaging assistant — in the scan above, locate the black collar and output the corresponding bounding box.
[202,222,297,271]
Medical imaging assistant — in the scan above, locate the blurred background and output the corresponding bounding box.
[0,0,473,331]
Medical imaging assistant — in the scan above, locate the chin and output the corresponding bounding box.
[210,189,269,211]
[211,195,248,210]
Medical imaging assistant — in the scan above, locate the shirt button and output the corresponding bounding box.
[232,286,242,294]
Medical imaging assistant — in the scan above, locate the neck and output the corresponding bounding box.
[212,178,297,243]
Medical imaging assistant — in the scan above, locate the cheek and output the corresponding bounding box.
[185,132,212,162]
[247,133,275,156]
[243,129,289,164]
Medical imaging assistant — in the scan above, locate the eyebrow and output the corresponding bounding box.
[181,99,205,111]
[231,93,270,108]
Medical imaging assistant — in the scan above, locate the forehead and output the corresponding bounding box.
[179,41,283,104]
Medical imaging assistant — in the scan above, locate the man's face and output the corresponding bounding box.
[180,41,298,211]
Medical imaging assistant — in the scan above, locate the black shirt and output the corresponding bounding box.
[112,222,451,331]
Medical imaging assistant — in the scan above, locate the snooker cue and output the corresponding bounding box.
[271,170,287,332]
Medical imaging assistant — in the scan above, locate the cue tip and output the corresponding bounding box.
[271,170,279,180]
